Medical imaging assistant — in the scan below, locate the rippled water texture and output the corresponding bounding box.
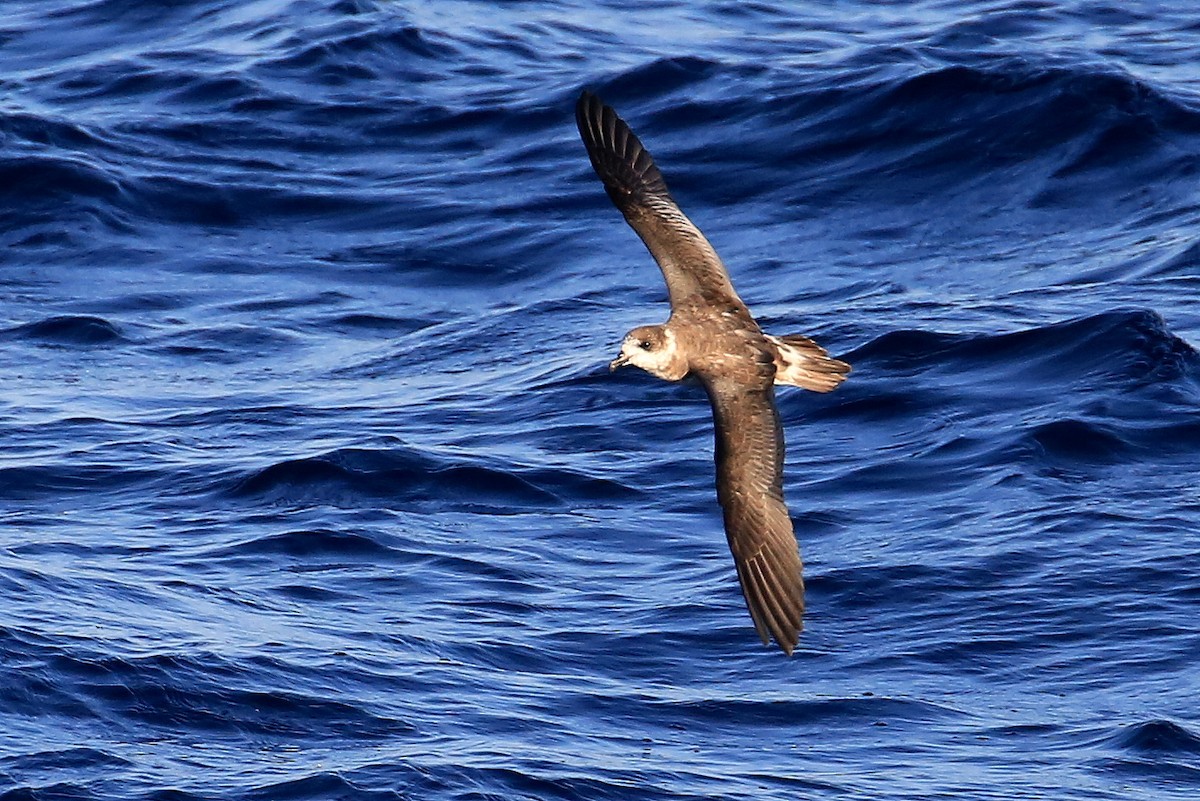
[3,1,1200,799]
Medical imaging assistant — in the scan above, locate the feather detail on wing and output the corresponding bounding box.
[575,91,743,311]
[701,373,805,655]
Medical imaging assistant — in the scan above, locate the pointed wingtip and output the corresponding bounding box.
[769,617,801,657]
[767,620,799,656]
[575,89,594,122]
[573,89,670,207]
[737,555,804,656]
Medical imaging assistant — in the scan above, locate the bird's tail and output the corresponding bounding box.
[766,334,851,392]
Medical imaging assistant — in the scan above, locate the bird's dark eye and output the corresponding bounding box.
[639,340,652,350]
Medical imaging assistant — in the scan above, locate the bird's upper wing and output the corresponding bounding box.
[701,372,805,655]
[575,91,742,311]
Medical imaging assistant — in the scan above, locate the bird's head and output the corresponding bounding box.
[609,325,685,380]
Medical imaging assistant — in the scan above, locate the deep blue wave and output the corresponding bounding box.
[3,1,1200,800]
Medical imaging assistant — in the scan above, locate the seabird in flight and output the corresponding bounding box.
[575,90,850,655]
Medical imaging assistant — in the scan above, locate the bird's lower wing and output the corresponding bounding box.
[702,375,805,654]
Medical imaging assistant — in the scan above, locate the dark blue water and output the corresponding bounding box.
[3,1,1200,798]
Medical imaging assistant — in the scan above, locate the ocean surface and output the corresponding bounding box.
[3,1,1200,798]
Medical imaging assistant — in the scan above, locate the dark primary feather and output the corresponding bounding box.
[702,373,805,655]
[574,91,742,311]
[574,91,669,206]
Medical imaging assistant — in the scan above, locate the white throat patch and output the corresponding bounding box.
[623,328,683,380]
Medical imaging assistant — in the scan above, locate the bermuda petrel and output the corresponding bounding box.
[575,91,850,655]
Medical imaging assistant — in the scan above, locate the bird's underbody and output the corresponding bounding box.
[575,91,851,655]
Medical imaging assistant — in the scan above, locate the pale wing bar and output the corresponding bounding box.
[575,91,741,309]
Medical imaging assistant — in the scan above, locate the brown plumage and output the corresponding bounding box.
[576,90,851,655]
